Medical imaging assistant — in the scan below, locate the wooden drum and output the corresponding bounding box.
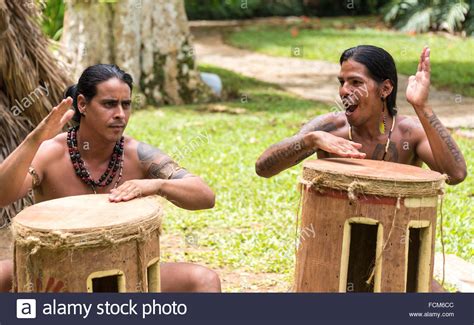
[295,158,445,292]
[12,194,162,293]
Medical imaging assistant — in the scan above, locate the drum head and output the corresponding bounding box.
[13,194,162,232]
[303,158,445,182]
[302,158,445,197]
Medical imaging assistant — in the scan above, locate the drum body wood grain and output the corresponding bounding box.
[12,194,162,293]
[295,158,445,292]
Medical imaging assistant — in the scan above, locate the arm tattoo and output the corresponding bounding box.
[257,121,337,173]
[297,121,337,160]
[294,147,318,164]
[137,142,164,161]
[300,121,338,134]
[371,142,399,162]
[425,113,463,163]
[138,142,190,179]
[317,122,337,133]
[257,137,313,172]
[371,144,383,160]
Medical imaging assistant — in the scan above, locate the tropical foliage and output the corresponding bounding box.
[383,0,473,34]
[40,0,65,41]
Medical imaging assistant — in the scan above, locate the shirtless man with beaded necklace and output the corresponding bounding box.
[256,46,467,291]
[0,64,220,292]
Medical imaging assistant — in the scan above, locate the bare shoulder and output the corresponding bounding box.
[125,137,168,163]
[298,112,347,134]
[397,114,422,129]
[36,132,67,160]
[397,115,425,138]
[29,133,68,181]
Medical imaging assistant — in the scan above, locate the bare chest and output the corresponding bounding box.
[35,152,144,202]
[320,127,422,165]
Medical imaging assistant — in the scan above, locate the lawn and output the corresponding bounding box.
[225,18,474,97]
[125,65,473,291]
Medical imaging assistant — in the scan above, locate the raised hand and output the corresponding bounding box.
[313,131,366,159]
[31,97,74,142]
[406,46,431,109]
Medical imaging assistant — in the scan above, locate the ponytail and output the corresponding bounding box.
[64,84,80,122]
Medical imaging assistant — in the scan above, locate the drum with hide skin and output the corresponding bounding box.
[295,158,445,292]
[12,194,162,293]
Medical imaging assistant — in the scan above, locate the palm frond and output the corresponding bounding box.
[438,1,469,32]
[397,6,433,32]
[383,0,471,34]
[382,0,404,23]
[0,0,71,223]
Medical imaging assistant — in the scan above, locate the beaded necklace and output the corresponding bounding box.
[67,126,124,193]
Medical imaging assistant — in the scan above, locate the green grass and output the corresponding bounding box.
[125,65,473,291]
[225,22,474,97]
[440,135,474,262]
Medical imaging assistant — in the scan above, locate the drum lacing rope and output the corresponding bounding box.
[291,180,305,292]
[439,194,446,287]
[366,196,401,286]
[136,226,147,292]
[299,175,371,203]
[13,214,162,249]
[295,175,370,291]
[24,236,41,292]
[347,181,369,202]
[298,174,324,192]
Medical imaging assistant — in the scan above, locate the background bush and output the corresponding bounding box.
[382,0,473,35]
[41,1,473,36]
[40,0,65,41]
[184,0,390,20]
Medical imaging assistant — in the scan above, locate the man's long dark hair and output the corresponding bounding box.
[64,64,133,122]
[340,45,398,116]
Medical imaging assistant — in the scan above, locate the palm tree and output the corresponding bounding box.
[0,0,71,223]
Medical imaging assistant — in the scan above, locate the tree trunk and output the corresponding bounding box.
[62,0,212,106]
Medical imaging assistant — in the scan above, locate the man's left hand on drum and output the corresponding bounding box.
[109,179,161,202]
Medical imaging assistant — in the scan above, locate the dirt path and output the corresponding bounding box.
[191,23,474,129]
